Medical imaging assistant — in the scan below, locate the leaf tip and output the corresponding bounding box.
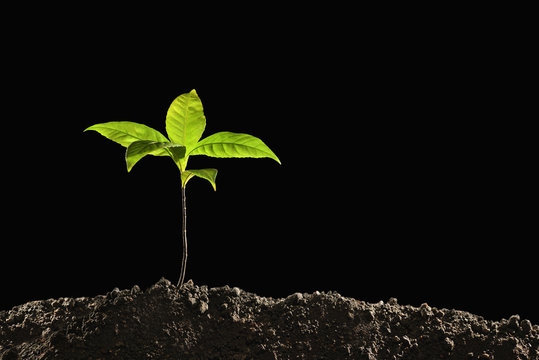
[270,154,282,165]
[125,159,133,173]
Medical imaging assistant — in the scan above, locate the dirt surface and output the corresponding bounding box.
[1,278,537,359]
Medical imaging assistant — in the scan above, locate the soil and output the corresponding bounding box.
[1,278,537,360]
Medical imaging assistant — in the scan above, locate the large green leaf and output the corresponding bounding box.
[84,121,170,156]
[181,168,218,190]
[166,89,206,150]
[125,140,185,172]
[188,132,281,164]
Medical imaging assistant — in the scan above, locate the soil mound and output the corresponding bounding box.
[1,278,537,359]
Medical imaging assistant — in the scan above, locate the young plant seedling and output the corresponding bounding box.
[85,89,280,287]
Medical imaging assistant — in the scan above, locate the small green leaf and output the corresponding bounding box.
[126,140,185,172]
[166,89,206,150]
[181,168,218,190]
[188,132,281,164]
[167,147,186,164]
[85,121,171,156]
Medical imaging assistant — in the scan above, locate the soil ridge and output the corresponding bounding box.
[1,278,537,359]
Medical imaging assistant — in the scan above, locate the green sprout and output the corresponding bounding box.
[85,89,280,287]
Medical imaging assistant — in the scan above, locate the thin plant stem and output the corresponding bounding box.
[177,185,188,287]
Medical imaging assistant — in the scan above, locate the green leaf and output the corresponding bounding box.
[181,169,218,190]
[188,132,281,164]
[84,121,170,156]
[167,147,187,164]
[166,89,206,150]
[126,140,185,172]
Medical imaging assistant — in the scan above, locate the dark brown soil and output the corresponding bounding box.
[1,278,537,359]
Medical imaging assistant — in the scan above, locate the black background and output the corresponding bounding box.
[2,6,536,323]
